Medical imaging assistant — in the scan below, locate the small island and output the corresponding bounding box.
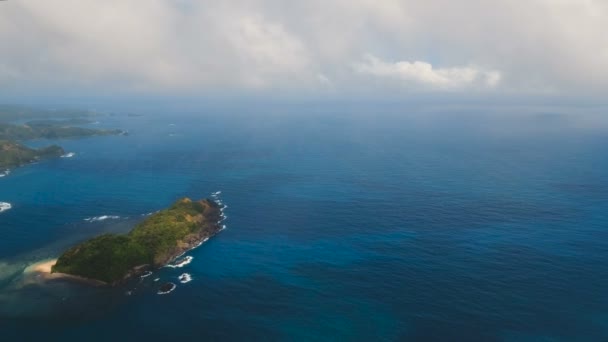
[50,198,222,285]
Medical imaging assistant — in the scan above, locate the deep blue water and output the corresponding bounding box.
[1,106,608,341]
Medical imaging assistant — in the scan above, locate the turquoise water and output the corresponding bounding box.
[1,106,608,340]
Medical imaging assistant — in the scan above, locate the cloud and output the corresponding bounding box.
[353,55,501,90]
[0,0,320,93]
[219,13,312,88]
[0,0,606,99]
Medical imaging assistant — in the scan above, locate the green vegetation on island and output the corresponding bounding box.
[0,122,123,141]
[0,105,126,171]
[0,140,65,169]
[52,198,223,284]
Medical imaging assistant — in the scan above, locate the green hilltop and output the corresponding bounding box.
[52,198,223,284]
[0,105,125,170]
[0,140,64,169]
[0,122,123,141]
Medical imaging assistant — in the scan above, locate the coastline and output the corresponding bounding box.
[110,200,223,285]
[159,214,222,266]
[21,199,224,287]
[25,259,107,286]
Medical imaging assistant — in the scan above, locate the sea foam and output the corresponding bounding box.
[157,283,176,295]
[84,215,120,222]
[189,237,210,251]
[142,210,160,217]
[166,256,193,269]
[178,273,192,284]
[140,271,153,279]
[0,202,12,213]
[61,152,76,158]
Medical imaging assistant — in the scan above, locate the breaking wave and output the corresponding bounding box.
[84,215,121,222]
[178,273,192,284]
[140,271,153,279]
[0,202,12,213]
[166,256,193,269]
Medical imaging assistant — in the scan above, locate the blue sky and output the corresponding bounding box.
[0,0,606,102]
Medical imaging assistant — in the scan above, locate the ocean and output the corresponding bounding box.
[1,105,608,341]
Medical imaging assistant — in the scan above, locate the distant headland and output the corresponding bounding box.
[0,140,65,170]
[0,105,126,170]
[37,198,223,286]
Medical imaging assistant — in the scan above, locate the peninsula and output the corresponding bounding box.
[50,198,222,285]
[0,105,126,170]
[0,121,124,141]
[0,140,65,169]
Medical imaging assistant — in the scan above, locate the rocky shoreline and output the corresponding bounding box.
[49,198,224,286]
[111,210,223,286]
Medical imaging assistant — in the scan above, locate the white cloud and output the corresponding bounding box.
[353,55,501,90]
[0,0,606,98]
[220,13,312,88]
[317,73,332,86]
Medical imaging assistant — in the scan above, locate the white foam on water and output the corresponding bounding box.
[140,271,153,279]
[61,152,76,158]
[0,170,9,178]
[0,202,12,213]
[178,273,192,284]
[165,256,193,269]
[157,283,176,295]
[158,195,227,275]
[191,237,211,250]
[84,215,120,222]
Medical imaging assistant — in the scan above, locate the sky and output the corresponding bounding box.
[0,0,606,102]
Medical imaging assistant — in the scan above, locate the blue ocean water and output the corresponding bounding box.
[1,105,608,341]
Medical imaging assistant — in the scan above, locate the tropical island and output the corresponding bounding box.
[0,105,126,170]
[47,197,222,285]
[0,140,65,169]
